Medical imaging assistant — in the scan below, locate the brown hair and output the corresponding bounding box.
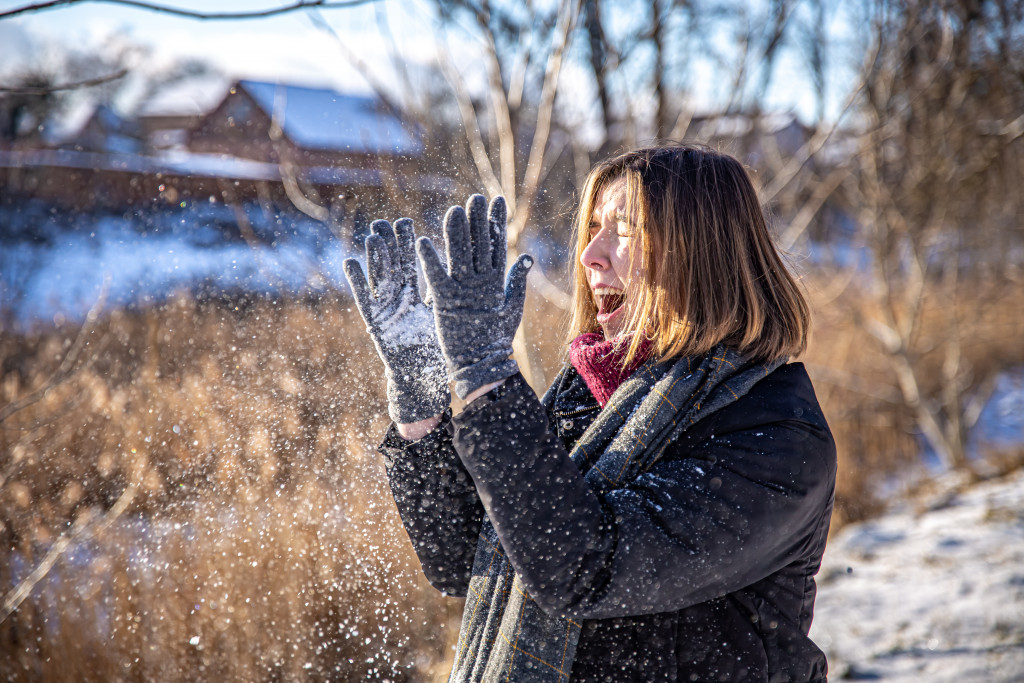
[569,143,810,365]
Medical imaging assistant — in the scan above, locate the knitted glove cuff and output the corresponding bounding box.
[451,354,519,400]
[385,358,450,424]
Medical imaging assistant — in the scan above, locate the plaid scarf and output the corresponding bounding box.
[448,344,784,682]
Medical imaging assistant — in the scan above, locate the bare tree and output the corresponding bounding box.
[843,0,1024,470]
[311,0,584,385]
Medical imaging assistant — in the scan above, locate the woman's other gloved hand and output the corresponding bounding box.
[343,218,450,424]
[416,195,533,400]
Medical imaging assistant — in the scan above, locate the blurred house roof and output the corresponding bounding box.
[136,74,232,119]
[687,112,810,152]
[232,80,421,156]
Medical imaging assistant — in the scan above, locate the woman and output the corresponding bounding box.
[343,143,836,682]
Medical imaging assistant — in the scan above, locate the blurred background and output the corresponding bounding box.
[1,0,1022,680]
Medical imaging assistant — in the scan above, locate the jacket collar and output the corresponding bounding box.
[549,364,600,417]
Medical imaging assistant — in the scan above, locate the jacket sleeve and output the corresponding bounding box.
[450,372,836,620]
[379,414,484,597]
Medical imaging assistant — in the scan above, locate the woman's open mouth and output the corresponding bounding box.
[593,288,626,324]
[597,292,625,315]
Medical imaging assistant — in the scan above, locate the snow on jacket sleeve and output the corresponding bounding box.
[379,414,484,597]
[450,370,836,621]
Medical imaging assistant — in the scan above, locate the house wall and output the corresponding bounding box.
[0,161,447,240]
[188,90,280,162]
[0,164,224,211]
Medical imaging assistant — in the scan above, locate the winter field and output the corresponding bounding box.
[2,212,1023,680]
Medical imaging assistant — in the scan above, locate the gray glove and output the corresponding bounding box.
[343,218,450,423]
[416,194,533,399]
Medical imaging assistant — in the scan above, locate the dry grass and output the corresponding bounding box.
[801,274,1024,527]
[1,271,1021,679]
[1,295,455,681]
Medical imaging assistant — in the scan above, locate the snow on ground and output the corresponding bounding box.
[0,203,355,328]
[811,468,1024,682]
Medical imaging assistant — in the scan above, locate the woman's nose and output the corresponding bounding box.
[580,231,609,271]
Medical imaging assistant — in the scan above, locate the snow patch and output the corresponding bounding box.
[0,203,355,328]
[381,302,436,348]
[811,469,1024,681]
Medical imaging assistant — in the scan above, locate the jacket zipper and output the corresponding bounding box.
[553,405,599,418]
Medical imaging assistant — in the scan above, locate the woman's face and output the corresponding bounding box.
[580,176,634,338]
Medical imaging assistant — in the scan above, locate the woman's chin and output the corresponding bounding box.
[597,306,626,338]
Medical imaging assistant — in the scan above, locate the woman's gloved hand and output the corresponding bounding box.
[343,218,450,424]
[416,194,533,399]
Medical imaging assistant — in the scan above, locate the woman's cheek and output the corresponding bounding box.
[615,239,629,267]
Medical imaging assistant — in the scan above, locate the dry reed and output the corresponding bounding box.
[1,271,1021,678]
[1,294,455,681]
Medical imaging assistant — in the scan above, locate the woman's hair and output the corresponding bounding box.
[568,142,810,365]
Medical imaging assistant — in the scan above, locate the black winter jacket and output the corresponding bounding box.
[380,362,836,682]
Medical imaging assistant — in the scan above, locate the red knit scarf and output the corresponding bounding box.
[569,332,654,407]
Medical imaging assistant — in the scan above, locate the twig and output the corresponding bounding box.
[305,11,408,122]
[0,280,108,425]
[0,0,379,21]
[509,0,581,246]
[438,48,503,199]
[0,483,138,625]
[0,69,128,94]
[475,20,518,207]
[526,264,571,310]
[757,31,882,205]
[777,165,850,250]
[263,84,331,223]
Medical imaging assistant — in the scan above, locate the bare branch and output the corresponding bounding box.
[777,165,849,250]
[475,19,519,207]
[306,11,409,121]
[0,69,128,94]
[438,50,503,198]
[508,0,580,246]
[279,162,331,222]
[753,0,796,103]
[760,35,878,203]
[0,282,108,425]
[0,482,137,625]
[373,1,419,113]
[0,0,379,21]
[527,266,571,310]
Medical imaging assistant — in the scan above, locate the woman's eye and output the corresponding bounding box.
[614,214,633,236]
